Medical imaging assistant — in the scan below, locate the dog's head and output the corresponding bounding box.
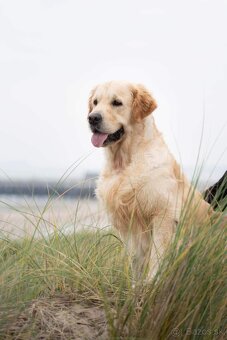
[88,81,157,147]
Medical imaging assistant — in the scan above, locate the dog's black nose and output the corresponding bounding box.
[88,113,102,126]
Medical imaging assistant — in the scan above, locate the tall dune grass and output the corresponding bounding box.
[0,168,226,339]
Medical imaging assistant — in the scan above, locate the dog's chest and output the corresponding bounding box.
[97,172,135,209]
[96,168,157,230]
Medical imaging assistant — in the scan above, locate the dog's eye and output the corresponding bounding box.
[93,99,98,105]
[112,99,123,107]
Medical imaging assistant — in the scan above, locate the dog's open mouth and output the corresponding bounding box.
[91,127,125,148]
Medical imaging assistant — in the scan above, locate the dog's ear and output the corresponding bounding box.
[131,84,157,122]
[88,86,97,113]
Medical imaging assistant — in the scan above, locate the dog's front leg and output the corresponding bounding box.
[123,230,152,282]
[147,216,176,280]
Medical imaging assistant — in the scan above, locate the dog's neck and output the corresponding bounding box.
[104,116,161,172]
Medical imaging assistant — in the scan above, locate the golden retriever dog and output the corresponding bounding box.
[87,81,220,280]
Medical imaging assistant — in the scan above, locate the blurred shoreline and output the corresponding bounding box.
[0,176,97,199]
[0,178,213,198]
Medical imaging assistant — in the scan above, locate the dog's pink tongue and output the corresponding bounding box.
[91,132,108,147]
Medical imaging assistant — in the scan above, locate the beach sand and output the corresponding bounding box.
[0,196,109,239]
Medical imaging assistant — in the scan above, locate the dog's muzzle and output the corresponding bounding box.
[88,113,102,128]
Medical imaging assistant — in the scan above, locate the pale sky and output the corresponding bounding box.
[0,0,226,183]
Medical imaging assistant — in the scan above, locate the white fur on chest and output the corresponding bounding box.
[96,146,177,226]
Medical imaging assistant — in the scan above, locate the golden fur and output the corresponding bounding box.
[88,81,219,279]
